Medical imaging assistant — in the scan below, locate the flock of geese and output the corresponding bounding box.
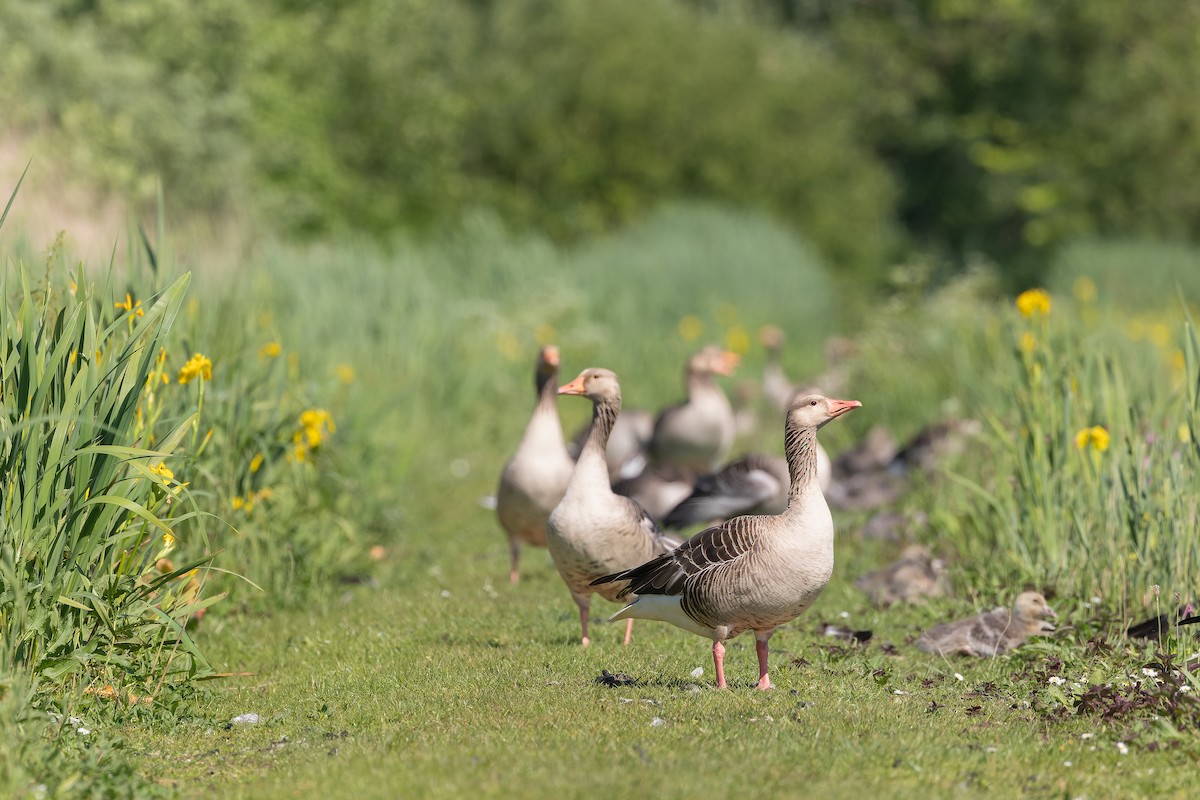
[494,332,1055,689]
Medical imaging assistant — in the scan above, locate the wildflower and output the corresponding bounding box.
[724,325,750,355]
[336,364,356,384]
[298,408,335,449]
[534,323,557,345]
[151,463,174,482]
[163,530,175,548]
[1048,676,1066,686]
[259,341,282,358]
[954,673,964,682]
[1142,668,1159,678]
[1075,425,1110,452]
[1015,288,1051,317]
[1181,685,1192,693]
[178,353,213,384]
[249,453,264,473]
[1116,742,1129,755]
[231,496,245,511]
[1018,331,1038,354]
[1081,733,1093,740]
[678,315,703,341]
[114,292,145,317]
[1072,277,1097,303]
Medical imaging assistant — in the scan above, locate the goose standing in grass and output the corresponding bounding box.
[854,544,949,606]
[592,394,861,689]
[547,368,681,646]
[495,346,574,585]
[916,591,1057,657]
[646,345,740,474]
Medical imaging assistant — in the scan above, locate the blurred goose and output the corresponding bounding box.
[662,448,834,531]
[647,345,740,473]
[759,325,797,413]
[1126,603,1199,640]
[916,592,1057,657]
[892,418,983,473]
[592,393,861,690]
[611,464,696,523]
[854,544,948,606]
[547,368,681,646]
[495,345,574,584]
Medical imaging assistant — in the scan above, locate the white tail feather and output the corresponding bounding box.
[608,594,716,639]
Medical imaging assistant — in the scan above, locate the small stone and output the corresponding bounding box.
[690,667,704,678]
[650,717,666,727]
[231,713,261,726]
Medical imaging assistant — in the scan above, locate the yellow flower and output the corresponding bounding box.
[115,292,145,317]
[249,453,264,473]
[1072,277,1097,303]
[297,408,334,450]
[335,364,356,384]
[534,324,557,345]
[151,462,174,481]
[1019,332,1038,354]
[163,530,176,548]
[1075,425,1111,452]
[678,315,703,341]
[260,341,282,358]
[1016,288,1051,317]
[1180,424,1191,444]
[724,325,750,355]
[231,496,245,510]
[1149,323,1171,349]
[178,353,213,384]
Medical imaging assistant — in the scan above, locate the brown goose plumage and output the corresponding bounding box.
[495,346,574,584]
[916,591,1056,657]
[592,394,861,689]
[547,368,681,646]
[661,454,790,530]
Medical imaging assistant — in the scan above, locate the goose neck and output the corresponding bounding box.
[783,423,820,506]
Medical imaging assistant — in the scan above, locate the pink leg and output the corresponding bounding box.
[575,595,591,647]
[755,634,773,690]
[712,640,727,689]
[508,540,521,585]
[623,618,634,646]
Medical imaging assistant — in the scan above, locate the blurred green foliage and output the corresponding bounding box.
[4,0,1200,283]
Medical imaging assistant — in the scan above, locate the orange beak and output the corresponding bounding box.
[827,398,862,417]
[541,345,560,368]
[713,350,741,376]
[558,373,588,396]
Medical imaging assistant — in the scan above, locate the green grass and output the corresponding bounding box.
[118,537,1200,799]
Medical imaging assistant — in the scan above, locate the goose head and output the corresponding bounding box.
[690,345,740,378]
[537,345,561,378]
[558,368,621,404]
[1014,591,1056,624]
[788,393,862,430]
[759,325,785,353]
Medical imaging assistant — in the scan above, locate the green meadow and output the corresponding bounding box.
[4,207,1200,798]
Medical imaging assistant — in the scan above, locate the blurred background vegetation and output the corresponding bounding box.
[3,0,1200,288]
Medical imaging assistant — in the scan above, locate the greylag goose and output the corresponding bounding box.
[611,464,697,523]
[495,345,575,584]
[592,393,861,690]
[759,325,798,413]
[916,592,1056,657]
[567,407,655,482]
[646,346,740,474]
[547,368,681,646]
[853,544,948,606]
[661,454,790,530]
[1126,604,1198,640]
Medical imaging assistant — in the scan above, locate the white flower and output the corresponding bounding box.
[1180,685,1192,693]
[1091,596,1102,604]
[954,673,964,682]
[1063,761,1072,767]
[1048,676,1066,685]
[76,727,91,736]
[1142,668,1159,678]
[839,611,850,619]
[1116,741,1129,755]
[1082,602,1092,609]
[1080,733,1093,740]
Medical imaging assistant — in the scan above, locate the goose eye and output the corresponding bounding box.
[809,399,817,406]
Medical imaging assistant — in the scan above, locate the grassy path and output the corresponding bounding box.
[122,526,1199,799]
